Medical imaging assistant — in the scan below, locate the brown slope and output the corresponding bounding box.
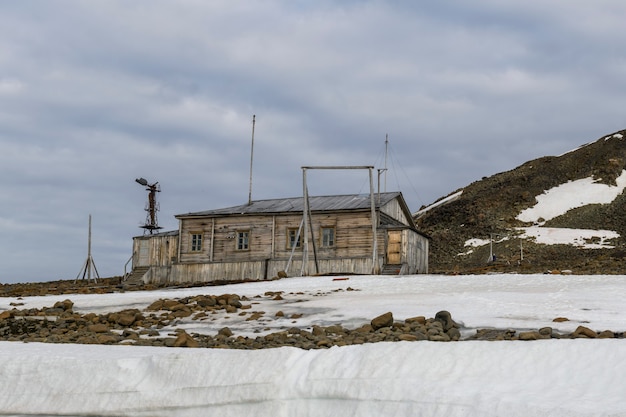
[415,129,626,274]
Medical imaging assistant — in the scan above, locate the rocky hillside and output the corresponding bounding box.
[415,129,626,274]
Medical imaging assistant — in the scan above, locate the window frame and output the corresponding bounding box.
[286,227,302,250]
[190,232,203,252]
[320,226,336,248]
[236,230,250,251]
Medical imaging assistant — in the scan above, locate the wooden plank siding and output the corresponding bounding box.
[179,212,379,264]
[131,192,429,284]
[132,232,178,268]
[143,256,386,285]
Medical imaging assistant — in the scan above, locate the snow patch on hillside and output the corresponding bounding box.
[517,170,626,224]
[463,171,626,250]
[518,226,619,248]
[414,190,463,218]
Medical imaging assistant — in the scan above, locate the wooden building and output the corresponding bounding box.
[128,192,428,285]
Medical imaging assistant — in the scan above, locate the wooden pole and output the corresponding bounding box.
[369,167,379,274]
[302,168,309,276]
[248,115,256,205]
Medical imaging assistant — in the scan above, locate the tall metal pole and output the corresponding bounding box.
[87,214,92,282]
[384,134,388,192]
[248,115,256,205]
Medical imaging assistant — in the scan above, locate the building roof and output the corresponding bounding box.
[176,192,404,218]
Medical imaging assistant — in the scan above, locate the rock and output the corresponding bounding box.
[88,323,110,333]
[447,327,461,341]
[518,331,539,340]
[324,325,344,335]
[277,270,288,278]
[553,317,569,322]
[96,334,120,344]
[405,316,426,325]
[53,299,74,311]
[227,297,242,308]
[573,326,597,338]
[371,312,393,330]
[146,300,165,311]
[218,327,233,337]
[311,325,325,336]
[196,296,217,308]
[316,339,332,348]
[434,310,457,331]
[0,310,13,320]
[246,312,265,321]
[173,331,199,348]
[429,333,451,342]
[597,330,615,338]
[116,310,141,327]
[538,327,553,337]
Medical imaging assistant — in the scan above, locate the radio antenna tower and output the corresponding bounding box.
[75,214,100,283]
[135,177,163,235]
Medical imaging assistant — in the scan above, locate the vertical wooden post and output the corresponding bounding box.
[301,168,309,276]
[248,115,256,205]
[369,168,379,274]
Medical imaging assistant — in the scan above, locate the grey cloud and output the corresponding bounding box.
[1,1,625,282]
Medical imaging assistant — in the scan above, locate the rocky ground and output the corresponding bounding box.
[415,130,626,275]
[1,279,622,349]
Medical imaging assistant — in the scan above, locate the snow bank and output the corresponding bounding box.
[1,340,625,417]
[1,274,625,416]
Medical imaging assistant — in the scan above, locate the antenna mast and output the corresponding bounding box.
[135,178,163,235]
[248,114,256,205]
[75,214,100,283]
[384,134,388,192]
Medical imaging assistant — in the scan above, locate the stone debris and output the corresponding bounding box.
[0,293,623,349]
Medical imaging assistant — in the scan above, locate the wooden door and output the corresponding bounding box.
[387,231,402,264]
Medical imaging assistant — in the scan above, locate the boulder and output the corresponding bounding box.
[371,312,393,330]
[573,326,597,338]
[218,327,233,337]
[53,299,74,311]
[173,331,199,348]
[434,310,457,331]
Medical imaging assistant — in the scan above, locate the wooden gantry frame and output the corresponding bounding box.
[300,166,379,276]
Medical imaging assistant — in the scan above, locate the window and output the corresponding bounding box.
[287,228,302,249]
[321,227,335,248]
[191,233,202,252]
[237,231,249,250]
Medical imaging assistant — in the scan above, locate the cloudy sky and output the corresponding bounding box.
[2,1,626,283]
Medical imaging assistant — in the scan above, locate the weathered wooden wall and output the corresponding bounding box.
[402,229,429,274]
[179,212,378,264]
[133,194,429,284]
[132,233,178,268]
[143,256,385,285]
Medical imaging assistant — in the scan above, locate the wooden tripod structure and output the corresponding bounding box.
[75,214,100,283]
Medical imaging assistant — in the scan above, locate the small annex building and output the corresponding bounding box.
[127,191,428,285]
